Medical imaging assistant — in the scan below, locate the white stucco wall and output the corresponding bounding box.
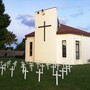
[57,34,74,64]
[35,7,57,64]
[57,34,90,65]
[25,37,35,62]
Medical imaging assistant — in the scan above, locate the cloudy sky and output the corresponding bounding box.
[3,0,90,43]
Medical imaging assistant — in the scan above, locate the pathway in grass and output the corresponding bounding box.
[0,57,90,90]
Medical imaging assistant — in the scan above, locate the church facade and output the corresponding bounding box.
[25,7,90,65]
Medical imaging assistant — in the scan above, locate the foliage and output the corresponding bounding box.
[0,0,17,49]
[5,31,17,46]
[4,46,13,50]
[0,57,90,90]
[15,38,25,51]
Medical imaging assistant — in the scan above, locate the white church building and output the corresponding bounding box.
[25,7,90,65]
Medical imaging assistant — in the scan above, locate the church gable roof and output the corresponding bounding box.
[25,24,90,37]
[25,32,35,37]
[57,24,90,37]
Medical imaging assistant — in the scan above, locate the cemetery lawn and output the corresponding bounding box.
[0,57,90,90]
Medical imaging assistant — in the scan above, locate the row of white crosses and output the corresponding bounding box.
[0,60,72,86]
[0,60,11,76]
[52,64,72,85]
[51,64,60,74]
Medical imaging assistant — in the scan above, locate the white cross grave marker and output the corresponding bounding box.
[59,68,66,79]
[21,62,26,67]
[6,60,11,67]
[62,64,68,75]
[66,64,72,73]
[29,62,34,71]
[40,63,45,72]
[21,61,24,64]
[10,66,14,77]
[36,69,43,82]
[23,67,28,79]
[13,61,17,69]
[53,70,61,85]
[51,64,56,74]
[0,66,5,76]
[36,62,40,69]
[21,63,26,74]
[0,61,3,66]
[46,63,50,70]
[56,64,60,71]
[3,63,7,71]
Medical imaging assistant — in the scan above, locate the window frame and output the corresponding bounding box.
[62,40,67,58]
[30,42,33,56]
[76,41,80,59]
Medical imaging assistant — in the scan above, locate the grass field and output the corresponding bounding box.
[0,57,90,90]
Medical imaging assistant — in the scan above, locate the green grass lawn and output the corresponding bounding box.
[0,57,90,90]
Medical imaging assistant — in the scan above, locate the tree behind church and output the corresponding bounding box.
[15,38,25,51]
[0,0,17,49]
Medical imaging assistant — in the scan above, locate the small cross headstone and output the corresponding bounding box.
[62,65,68,75]
[40,63,45,72]
[65,64,72,73]
[53,70,61,85]
[51,64,56,74]
[10,66,14,77]
[7,60,11,67]
[21,64,26,74]
[36,62,40,69]
[56,64,60,71]
[23,67,28,80]
[36,69,43,82]
[3,63,7,71]
[0,61,3,66]
[0,66,5,76]
[21,61,24,64]
[21,62,26,68]
[46,63,50,70]
[21,62,26,67]
[13,61,17,69]
[59,68,66,79]
[29,62,34,71]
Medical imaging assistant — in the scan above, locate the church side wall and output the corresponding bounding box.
[57,34,90,65]
[57,34,74,64]
[82,36,90,64]
[25,37,35,62]
[72,35,90,64]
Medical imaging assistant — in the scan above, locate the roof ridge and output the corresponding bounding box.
[57,24,90,37]
[60,24,89,32]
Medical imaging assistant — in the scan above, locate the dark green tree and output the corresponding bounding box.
[15,38,25,51]
[0,0,17,49]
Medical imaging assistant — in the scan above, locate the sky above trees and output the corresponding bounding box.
[3,0,90,43]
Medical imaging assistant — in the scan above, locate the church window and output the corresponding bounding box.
[62,40,66,57]
[76,41,80,59]
[30,42,33,56]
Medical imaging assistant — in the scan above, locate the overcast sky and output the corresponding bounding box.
[3,0,90,43]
